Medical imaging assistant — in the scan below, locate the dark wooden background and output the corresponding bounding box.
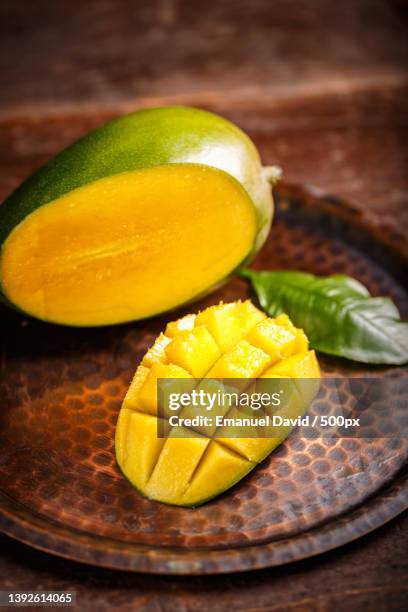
[0,0,407,609]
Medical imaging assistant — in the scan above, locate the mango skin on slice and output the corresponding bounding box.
[115,300,320,507]
[0,106,277,326]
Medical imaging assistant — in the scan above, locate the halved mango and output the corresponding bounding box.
[0,106,280,326]
[115,300,320,506]
[0,165,256,326]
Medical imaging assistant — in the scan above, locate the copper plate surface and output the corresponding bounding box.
[0,183,407,574]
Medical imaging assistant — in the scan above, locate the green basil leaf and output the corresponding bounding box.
[240,269,408,365]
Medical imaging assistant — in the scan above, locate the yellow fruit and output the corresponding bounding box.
[165,325,221,378]
[0,107,279,326]
[141,333,171,367]
[137,363,193,416]
[115,300,320,506]
[195,300,265,351]
[165,313,196,338]
[206,340,271,379]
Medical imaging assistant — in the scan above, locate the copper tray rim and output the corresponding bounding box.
[0,470,406,575]
[1,182,407,575]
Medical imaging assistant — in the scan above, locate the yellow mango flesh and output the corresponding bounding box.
[0,165,256,326]
[195,300,265,351]
[165,326,221,378]
[115,300,320,506]
[116,409,167,490]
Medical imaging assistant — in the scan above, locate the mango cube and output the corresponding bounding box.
[207,340,271,379]
[138,363,193,415]
[165,313,196,338]
[246,317,299,362]
[165,325,220,377]
[275,313,309,353]
[263,350,319,378]
[122,365,150,410]
[195,300,265,351]
[145,433,210,504]
[141,333,171,367]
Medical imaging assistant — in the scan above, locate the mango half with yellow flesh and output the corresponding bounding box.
[0,106,279,326]
[116,300,320,506]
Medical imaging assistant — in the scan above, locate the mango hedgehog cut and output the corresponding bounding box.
[115,300,320,506]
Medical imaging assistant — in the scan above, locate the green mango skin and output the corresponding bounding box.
[0,106,275,251]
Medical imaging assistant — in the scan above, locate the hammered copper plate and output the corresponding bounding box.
[0,183,407,574]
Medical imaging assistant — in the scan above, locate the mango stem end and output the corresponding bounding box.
[263,165,282,186]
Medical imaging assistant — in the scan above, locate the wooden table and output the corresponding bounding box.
[0,1,407,609]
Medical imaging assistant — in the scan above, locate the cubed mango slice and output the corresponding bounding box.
[115,300,320,506]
